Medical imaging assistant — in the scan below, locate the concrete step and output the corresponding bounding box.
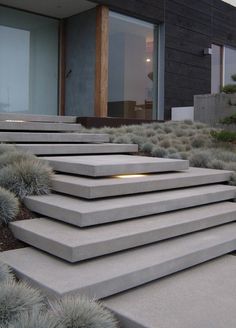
[0,132,109,143]
[41,155,189,177]
[10,202,236,262]
[15,143,138,155]
[0,113,77,123]
[51,167,232,199]
[1,223,236,298]
[0,122,82,132]
[105,255,236,328]
[24,185,236,227]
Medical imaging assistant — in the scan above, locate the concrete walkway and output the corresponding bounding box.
[105,255,236,328]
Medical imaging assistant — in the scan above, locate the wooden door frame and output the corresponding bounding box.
[95,5,109,117]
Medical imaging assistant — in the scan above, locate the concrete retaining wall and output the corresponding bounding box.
[194,94,236,126]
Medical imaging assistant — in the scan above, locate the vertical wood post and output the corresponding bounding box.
[95,6,109,117]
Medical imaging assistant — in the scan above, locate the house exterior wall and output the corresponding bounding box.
[91,0,236,119]
[65,8,97,116]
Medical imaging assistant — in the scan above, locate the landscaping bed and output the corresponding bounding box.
[85,120,236,184]
[0,145,52,252]
[0,206,31,252]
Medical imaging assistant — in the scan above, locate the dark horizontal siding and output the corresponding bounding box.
[92,0,236,120]
[166,48,211,69]
[212,0,236,48]
[90,0,165,23]
[164,0,213,119]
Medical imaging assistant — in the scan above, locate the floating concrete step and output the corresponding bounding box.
[51,167,232,199]
[0,122,82,132]
[15,143,138,155]
[1,224,236,298]
[24,185,236,227]
[0,113,77,123]
[42,155,189,177]
[0,132,109,143]
[10,202,236,262]
[105,255,236,328]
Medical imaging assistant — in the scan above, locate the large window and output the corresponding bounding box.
[0,7,59,115]
[223,45,236,85]
[211,44,236,93]
[108,12,157,120]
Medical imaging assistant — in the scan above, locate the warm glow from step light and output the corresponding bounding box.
[5,120,25,122]
[115,174,147,179]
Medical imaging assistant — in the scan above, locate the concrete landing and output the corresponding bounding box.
[1,224,236,298]
[105,255,236,328]
[51,167,232,199]
[10,202,236,262]
[15,143,138,155]
[0,121,82,131]
[42,155,189,177]
[24,185,236,227]
[0,132,109,143]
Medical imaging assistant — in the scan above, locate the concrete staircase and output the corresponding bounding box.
[0,115,236,327]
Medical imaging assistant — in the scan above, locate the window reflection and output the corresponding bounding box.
[108,12,156,120]
[224,46,236,86]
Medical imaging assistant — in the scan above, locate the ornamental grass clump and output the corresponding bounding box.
[0,151,35,169]
[0,280,44,326]
[113,135,131,144]
[0,187,19,225]
[0,159,53,200]
[189,151,212,168]
[191,135,206,148]
[141,142,153,153]
[0,144,16,156]
[50,295,118,328]
[0,261,14,283]
[151,146,168,158]
[9,310,56,328]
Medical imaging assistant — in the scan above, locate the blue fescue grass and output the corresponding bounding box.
[49,295,118,328]
[0,187,19,225]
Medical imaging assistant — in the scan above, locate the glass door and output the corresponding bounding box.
[108,12,158,120]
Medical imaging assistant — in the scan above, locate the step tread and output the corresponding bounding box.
[105,255,236,328]
[0,132,109,143]
[0,122,82,131]
[51,167,232,198]
[15,143,138,155]
[1,224,236,298]
[0,113,76,123]
[24,184,236,226]
[11,202,236,262]
[42,155,189,176]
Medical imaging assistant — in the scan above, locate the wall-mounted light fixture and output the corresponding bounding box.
[203,48,212,55]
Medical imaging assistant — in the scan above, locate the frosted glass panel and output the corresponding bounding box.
[0,6,59,115]
[0,26,30,112]
[108,12,157,120]
[224,46,236,85]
